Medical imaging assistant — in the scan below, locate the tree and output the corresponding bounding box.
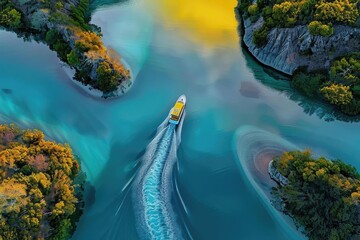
[253,25,269,47]
[0,8,22,29]
[0,124,83,239]
[248,4,259,15]
[308,21,334,37]
[67,50,80,66]
[320,84,353,106]
[315,0,358,25]
[96,61,119,93]
[272,1,299,27]
[0,178,28,214]
[330,57,360,86]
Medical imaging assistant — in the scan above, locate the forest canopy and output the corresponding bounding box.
[272,150,360,240]
[0,124,84,240]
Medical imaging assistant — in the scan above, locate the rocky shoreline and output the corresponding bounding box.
[63,60,133,99]
[0,0,132,98]
[236,7,360,75]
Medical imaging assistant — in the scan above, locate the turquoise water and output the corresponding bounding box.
[1,0,360,239]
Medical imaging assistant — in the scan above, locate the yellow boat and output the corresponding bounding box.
[169,95,186,125]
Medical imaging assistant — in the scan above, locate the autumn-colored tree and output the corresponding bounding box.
[315,0,358,24]
[0,124,84,240]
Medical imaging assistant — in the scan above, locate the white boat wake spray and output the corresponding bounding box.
[133,95,187,240]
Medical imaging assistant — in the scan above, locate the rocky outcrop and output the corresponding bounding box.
[268,160,288,186]
[3,0,132,98]
[242,17,360,75]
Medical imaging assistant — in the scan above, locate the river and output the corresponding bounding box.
[0,0,359,239]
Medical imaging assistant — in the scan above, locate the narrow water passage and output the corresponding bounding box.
[2,0,360,239]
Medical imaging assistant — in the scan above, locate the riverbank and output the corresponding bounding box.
[234,126,306,239]
[235,1,360,117]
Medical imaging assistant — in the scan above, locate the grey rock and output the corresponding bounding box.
[242,17,360,75]
[268,160,289,186]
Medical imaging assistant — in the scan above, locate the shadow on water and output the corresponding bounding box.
[234,12,360,123]
[90,0,130,12]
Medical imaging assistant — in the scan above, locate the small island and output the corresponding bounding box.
[0,124,84,239]
[0,0,132,97]
[270,150,360,239]
[236,0,360,116]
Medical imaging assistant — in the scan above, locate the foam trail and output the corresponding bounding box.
[133,113,186,240]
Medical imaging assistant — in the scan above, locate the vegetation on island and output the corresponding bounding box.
[237,0,360,116]
[272,150,360,240]
[293,54,360,116]
[0,0,130,95]
[0,124,84,240]
[239,0,359,45]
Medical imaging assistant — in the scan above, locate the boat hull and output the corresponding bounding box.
[169,95,186,125]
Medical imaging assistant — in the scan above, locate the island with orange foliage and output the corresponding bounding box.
[0,0,131,97]
[270,150,360,239]
[0,124,84,240]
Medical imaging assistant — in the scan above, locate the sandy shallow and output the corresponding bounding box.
[234,125,306,240]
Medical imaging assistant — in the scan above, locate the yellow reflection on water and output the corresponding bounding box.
[155,0,239,48]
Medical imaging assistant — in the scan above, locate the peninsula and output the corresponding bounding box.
[0,0,132,97]
[237,0,360,116]
[270,150,360,239]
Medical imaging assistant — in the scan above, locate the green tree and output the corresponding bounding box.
[248,4,259,15]
[253,25,269,47]
[308,21,334,37]
[96,61,119,93]
[320,84,353,106]
[67,50,80,66]
[330,57,360,86]
[0,8,21,28]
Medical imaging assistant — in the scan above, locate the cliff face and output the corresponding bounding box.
[242,17,360,75]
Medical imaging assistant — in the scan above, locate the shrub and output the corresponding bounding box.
[308,21,334,37]
[96,61,119,93]
[67,50,80,66]
[272,1,298,27]
[340,99,360,115]
[353,85,360,96]
[253,25,269,47]
[248,4,259,15]
[292,72,325,97]
[0,7,22,29]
